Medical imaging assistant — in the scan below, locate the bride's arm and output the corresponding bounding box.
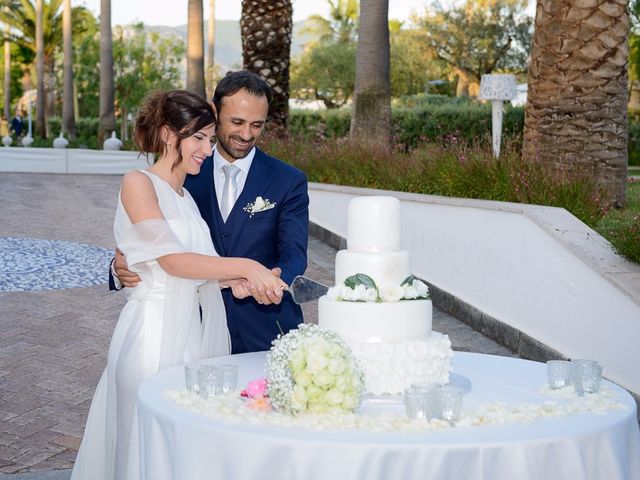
[120,172,285,301]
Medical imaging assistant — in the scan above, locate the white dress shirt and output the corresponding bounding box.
[212,144,256,210]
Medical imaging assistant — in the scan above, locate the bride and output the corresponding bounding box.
[71,90,286,480]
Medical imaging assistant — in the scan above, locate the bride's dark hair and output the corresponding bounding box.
[134,90,215,167]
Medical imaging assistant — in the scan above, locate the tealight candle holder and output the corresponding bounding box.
[572,359,602,395]
[546,360,573,389]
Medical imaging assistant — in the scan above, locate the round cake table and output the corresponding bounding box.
[137,352,640,480]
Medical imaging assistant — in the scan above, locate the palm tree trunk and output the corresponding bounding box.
[62,0,75,140]
[187,0,206,98]
[522,0,629,207]
[99,0,116,144]
[35,0,46,138]
[207,0,215,98]
[241,0,292,130]
[350,0,391,148]
[3,17,9,123]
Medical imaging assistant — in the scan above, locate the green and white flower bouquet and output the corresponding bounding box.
[266,324,365,415]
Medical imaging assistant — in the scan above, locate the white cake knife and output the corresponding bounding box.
[288,275,329,304]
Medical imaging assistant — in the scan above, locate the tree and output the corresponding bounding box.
[389,23,449,97]
[350,0,391,146]
[62,0,74,139]
[99,0,115,143]
[69,13,99,118]
[291,41,355,108]
[35,0,45,137]
[628,0,640,108]
[113,24,184,139]
[207,0,215,97]
[415,0,531,96]
[522,0,629,207]
[3,9,10,122]
[0,0,93,119]
[302,0,358,44]
[241,0,292,129]
[187,0,205,98]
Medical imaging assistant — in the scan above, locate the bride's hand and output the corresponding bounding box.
[242,261,286,305]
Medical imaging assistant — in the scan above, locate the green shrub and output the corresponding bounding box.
[47,117,133,149]
[290,103,524,149]
[392,93,472,108]
[628,120,640,166]
[263,135,605,227]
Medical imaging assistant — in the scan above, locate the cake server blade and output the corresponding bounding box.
[289,275,329,304]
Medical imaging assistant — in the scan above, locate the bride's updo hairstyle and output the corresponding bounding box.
[134,90,215,168]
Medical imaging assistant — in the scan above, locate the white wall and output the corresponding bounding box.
[309,183,640,396]
[0,147,149,174]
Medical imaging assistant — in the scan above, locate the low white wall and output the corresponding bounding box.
[0,147,149,174]
[309,183,640,396]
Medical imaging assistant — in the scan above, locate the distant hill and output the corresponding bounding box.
[144,20,317,74]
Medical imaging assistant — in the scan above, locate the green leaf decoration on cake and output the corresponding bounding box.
[401,275,418,286]
[344,273,378,290]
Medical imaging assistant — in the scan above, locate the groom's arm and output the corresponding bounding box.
[275,170,309,286]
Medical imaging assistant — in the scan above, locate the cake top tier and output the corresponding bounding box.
[347,196,401,252]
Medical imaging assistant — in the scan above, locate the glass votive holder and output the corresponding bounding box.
[215,364,239,394]
[404,383,436,420]
[184,363,202,393]
[572,359,602,395]
[198,365,222,399]
[546,360,573,389]
[436,385,464,424]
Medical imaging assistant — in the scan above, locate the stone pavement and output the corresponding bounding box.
[0,173,513,479]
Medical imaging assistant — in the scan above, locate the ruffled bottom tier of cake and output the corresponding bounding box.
[348,332,453,395]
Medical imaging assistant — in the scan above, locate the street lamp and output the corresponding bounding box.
[478,74,517,158]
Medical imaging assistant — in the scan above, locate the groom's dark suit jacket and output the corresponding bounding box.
[184,147,308,353]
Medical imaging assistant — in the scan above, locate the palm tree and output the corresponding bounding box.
[62,0,75,140]
[35,0,46,138]
[207,0,215,97]
[302,0,358,44]
[0,0,92,122]
[3,10,10,123]
[241,0,292,129]
[349,0,391,147]
[187,0,205,98]
[522,0,629,207]
[99,0,115,143]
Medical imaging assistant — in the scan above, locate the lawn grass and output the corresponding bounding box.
[595,181,640,264]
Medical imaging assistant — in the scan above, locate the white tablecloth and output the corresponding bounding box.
[137,352,640,480]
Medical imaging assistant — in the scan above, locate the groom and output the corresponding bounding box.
[113,71,309,353]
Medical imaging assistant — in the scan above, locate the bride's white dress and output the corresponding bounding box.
[71,170,230,480]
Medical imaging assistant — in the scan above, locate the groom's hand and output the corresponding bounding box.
[114,249,141,288]
[227,279,252,300]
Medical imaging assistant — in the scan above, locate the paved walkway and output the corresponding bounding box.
[0,173,513,478]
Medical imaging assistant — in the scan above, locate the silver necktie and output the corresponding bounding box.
[221,164,241,222]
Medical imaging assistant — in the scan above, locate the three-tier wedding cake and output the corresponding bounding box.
[317,196,453,395]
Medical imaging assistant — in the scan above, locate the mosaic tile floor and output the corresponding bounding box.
[0,237,113,292]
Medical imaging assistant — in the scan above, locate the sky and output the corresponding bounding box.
[78,0,432,27]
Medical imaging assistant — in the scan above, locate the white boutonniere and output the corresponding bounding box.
[243,196,276,217]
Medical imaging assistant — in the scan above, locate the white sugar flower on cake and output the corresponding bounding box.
[327,273,430,303]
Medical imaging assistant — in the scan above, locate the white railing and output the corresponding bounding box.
[0,146,149,174]
[309,183,640,397]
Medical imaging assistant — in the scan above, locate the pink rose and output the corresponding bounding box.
[246,395,272,412]
[240,377,268,399]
